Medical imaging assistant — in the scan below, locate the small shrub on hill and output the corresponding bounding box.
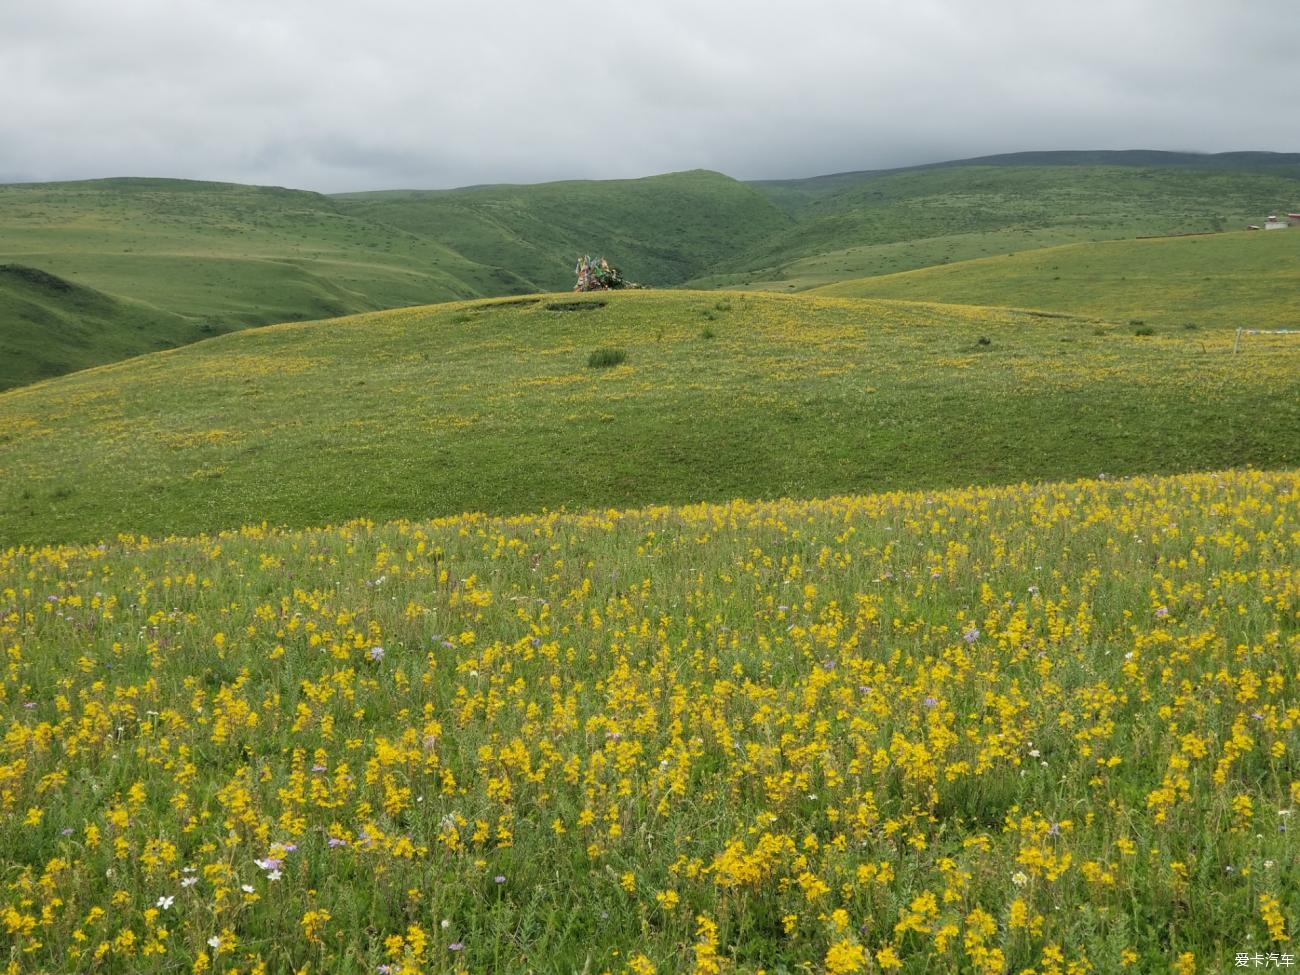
[588,347,627,368]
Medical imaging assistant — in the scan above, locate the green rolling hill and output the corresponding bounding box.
[1,290,1295,545]
[689,156,1300,290]
[333,169,794,293]
[0,263,207,389]
[3,152,1299,390]
[0,178,516,389]
[812,229,1300,331]
[0,171,789,388]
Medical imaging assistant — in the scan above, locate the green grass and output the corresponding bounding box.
[748,149,1300,213]
[1,289,1296,546]
[334,169,794,294]
[587,347,628,368]
[812,229,1300,331]
[691,163,1300,290]
[0,264,210,390]
[0,179,515,388]
[0,172,789,389]
[5,156,1299,389]
[1,468,1296,972]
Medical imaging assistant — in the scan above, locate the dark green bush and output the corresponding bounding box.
[588,348,627,368]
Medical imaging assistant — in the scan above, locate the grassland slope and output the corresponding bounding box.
[0,177,513,343]
[0,290,1295,545]
[689,163,1300,290]
[333,169,794,292]
[813,229,1300,331]
[4,157,1300,388]
[0,171,787,386]
[0,263,206,390]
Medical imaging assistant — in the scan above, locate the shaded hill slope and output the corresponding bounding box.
[0,263,204,390]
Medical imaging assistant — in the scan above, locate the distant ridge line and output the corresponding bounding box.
[750,149,1300,189]
[11,151,1300,198]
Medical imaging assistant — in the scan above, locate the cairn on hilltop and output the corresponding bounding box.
[574,255,642,292]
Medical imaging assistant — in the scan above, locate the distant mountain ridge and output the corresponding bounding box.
[751,149,1300,191]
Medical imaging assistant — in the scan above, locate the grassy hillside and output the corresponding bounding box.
[0,263,211,390]
[1,290,1295,545]
[750,150,1300,212]
[333,169,794,292]
[4,157,1299,390]
[0,176,511,328]
[689,163,1300,290]
[0,172,788,387]
[811,230,1300,332]
[2,468,1296,972]
[743,150,1300,215]
[812,229,1300,331]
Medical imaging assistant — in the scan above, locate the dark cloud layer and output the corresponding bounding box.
[3,0,1297,192]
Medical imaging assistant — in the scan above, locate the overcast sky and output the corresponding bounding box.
[3,0,1297,192]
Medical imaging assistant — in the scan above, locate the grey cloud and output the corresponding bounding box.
[1,0,1297,191]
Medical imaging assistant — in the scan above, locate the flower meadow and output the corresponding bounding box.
[1,469,1297,973]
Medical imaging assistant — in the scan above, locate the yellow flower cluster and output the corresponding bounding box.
[0,468,1296,972]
